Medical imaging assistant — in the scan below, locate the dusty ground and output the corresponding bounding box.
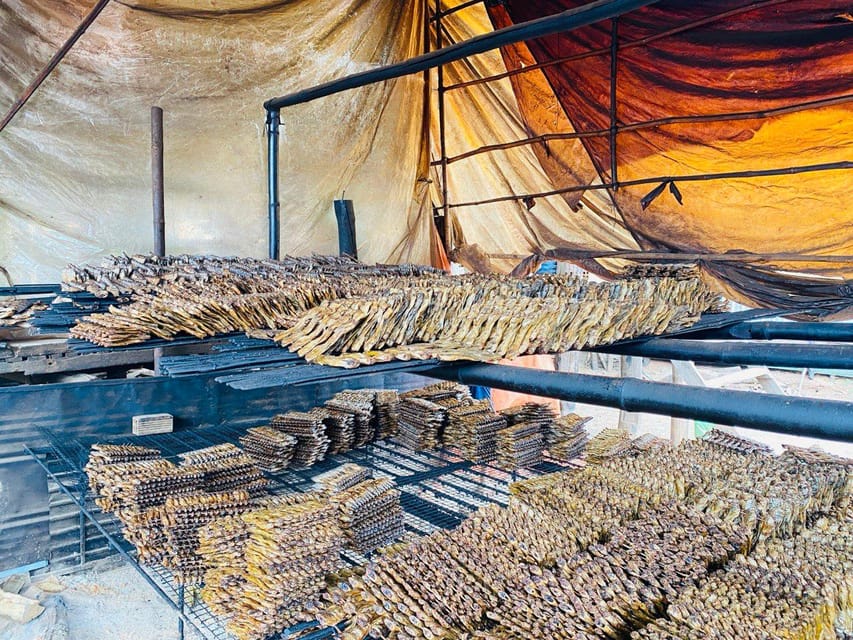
[1,361,849,640]
[1,561,202,640]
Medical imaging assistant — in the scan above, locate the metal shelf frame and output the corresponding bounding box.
[25,425,564,640]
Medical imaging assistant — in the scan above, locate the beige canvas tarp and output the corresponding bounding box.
[0,0,431,283]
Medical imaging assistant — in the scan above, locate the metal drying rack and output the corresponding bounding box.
[24,425,565,640]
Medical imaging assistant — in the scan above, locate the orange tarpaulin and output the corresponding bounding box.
[482,0,853,315]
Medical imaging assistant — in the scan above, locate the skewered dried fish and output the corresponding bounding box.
[371,389,401,439]
[314,463,372,495]
[329,477,405,554]
[444,400,505,463]
[545,413,591,462]
[177,443,243,466]
[65,255,723,369]
[495,422,544,470]
[159,489,252,584]
[239,426,298,472]
[599,439,852,543]
[310,407,356,455]
[199,498,344,640]
[634,515,853,640]
[703,427,773,455]
[269,412,331,468]
[179,454,268,496]
[85,443,162,493]
[396,397,447,451]
[585,427,633,463]
[324,390,376,448]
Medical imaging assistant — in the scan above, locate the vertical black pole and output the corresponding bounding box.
[177,583,185,640]
[436,0,450,249]
[609,17,618,189]
[78,478,87,565]
[151,106,165,256]
[333,199,358,259]
[266,108,281,261]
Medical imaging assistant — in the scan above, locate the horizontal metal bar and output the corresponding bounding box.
[686,321,853,342]
[448,161,853,208]
[431,0,484,22]
[0,284,62,296]
[436,94,853,166]
[424,363,853,442]
[264,0,657,110]
[587,338,853,369]
[443,0,788,92]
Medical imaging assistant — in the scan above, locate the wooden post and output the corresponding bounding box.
[617,355,643,434]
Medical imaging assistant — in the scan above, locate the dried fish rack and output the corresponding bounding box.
[25,425,564,640]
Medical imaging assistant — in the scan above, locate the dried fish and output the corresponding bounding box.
[328,476,405,554]
[269,412,331,468]
[65,255,723,368]
[545,413,591,462]
[239,426,298,473]
[444,400,505,463]
[199,498,344,640]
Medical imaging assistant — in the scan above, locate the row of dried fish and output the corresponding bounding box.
[598,436,852,543]
[633,513,853,640]
[701,427,773,455]
[199,495,344,640]
[328,475,405,554]
[395,382,481,452]
[495,422,544,470]
[239,389,400,474]
[85,442,268,581]
[239,426,298,472]
[62,253,440,299]
[318,461,746,640]
[546,413,592,462]
[484,504,745,639]
[445,400,506,463]
[65,255,722,369]
[269,412,331,469]
[277,273,722,366]
[315,463,373,495]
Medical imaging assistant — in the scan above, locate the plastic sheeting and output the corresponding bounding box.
[430,0,637,274]
[0,0,431,283]
[481,0,853,314]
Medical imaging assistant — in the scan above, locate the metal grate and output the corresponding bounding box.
[26,426,567,640]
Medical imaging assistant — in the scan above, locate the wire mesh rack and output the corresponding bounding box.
[25,424,568,640]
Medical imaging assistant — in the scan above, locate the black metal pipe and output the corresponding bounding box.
[333,199,357,258]
[264,0,658,110]
[588,338,853,369]
[430,0,484,22]
[425,363,853,442]
[266,108,281,260]
[151,106,165,257]
[436,0,450,245]
[687,321,853,342]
